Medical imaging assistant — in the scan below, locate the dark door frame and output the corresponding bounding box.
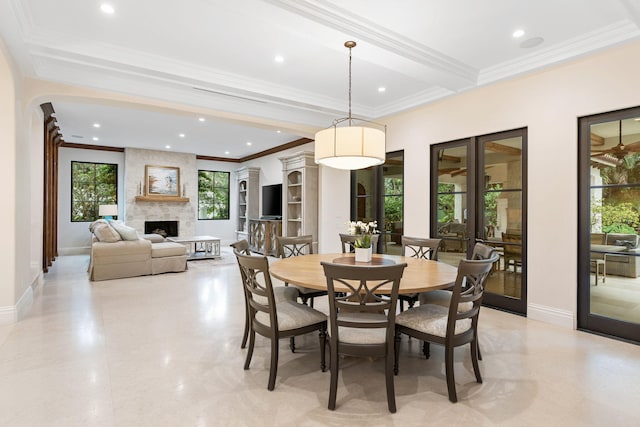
[430,128,528,315]
[578,107,640,342]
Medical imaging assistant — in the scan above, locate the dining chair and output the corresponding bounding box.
[398,236,442,312]
[394,253,498,403]
[418,242,498,359]
[235,250,327,391]
[276,235,327,308]
[339,233,379,254]
[231,240,297,349]
[321,261,407,413]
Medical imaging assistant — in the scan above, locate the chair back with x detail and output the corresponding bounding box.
[395,253,498,403]
[276,235,313,257]
[401,236,442,260]
[339,233,380,254]
[275,235,326,309]
[321,261,407,413]
[235,250,327,391]
[399,236,442,311]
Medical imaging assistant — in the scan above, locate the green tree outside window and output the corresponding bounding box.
[71,161,118,222]
[198,170,230,220]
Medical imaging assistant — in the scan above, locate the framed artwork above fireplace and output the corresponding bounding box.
[146,165,180,197]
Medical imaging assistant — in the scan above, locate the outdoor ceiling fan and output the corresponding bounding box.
[591,120,640,160]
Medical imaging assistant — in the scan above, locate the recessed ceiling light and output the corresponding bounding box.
[100,4,115,14]
[93,123,101,128]
[274,55,284,63]
[276,130,281,133]
[512,29,525,38]
[634,118,640,121]
[378,87,386,93]
[198,117,205,122]
[166,145,171,149]
[246,141,252,146]
[179,133,185,138]
[92,137,99,141]
[225,151,230,155]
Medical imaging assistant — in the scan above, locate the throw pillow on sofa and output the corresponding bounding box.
[93,222,122,243]
[89,219,108,234]
[110,220,139,241]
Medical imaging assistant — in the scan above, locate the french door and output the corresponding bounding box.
[578,107,640,342]
[431,128,527,314]
[351,151,404,255]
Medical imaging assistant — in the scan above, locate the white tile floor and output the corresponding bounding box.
[1,249,639,426]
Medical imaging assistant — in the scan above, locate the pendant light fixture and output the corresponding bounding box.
[314,41,386,170]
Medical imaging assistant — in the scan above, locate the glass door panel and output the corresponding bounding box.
[580,111,640,342]
[478,132,526,312]
[433,142,470,269]
[431,129,527,315]
[382,152,404,255]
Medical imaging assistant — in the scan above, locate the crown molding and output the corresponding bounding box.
[265,0,478,85]
[478,21,640,86]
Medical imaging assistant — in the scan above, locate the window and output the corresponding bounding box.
[71,161,118,222]
[198,170,230,220]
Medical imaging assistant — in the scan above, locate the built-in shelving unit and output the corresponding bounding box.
[280,151,318,249]
[235,166,260,242]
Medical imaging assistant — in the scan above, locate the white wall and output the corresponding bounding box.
[57,147,125,254]
[0,39,18,322]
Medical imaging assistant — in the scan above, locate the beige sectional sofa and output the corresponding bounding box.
[89,220,188,281]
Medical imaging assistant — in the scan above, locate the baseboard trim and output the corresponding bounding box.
[528,303,575,329]
[0,305,16,325]
[0,273,41,325]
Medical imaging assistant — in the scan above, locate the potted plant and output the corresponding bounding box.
[348,220,379,262]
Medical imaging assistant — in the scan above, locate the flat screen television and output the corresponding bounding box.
[261,184,282,219]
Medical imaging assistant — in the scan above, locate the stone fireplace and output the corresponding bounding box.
[145,220,179,237]
[124,148,196,237]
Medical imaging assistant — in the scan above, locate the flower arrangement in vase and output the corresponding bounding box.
[348,220,379,262]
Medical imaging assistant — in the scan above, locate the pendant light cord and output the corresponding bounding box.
[348,44,352,125]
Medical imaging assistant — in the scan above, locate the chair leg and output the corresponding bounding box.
[471,340,483,384]
[290,337,296,353]
[244,329,255,370]
[241,305,249,349]
[422,341,430,359]
[319,328,327,372]
[399,299,405,312]
[393,332,401,375]
[444,346,457,403]
[309,297,315,308]
[267,336,279,391]
[328,344,339,410]
[385,348,397,413]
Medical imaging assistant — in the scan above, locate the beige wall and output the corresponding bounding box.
[382,40,640,327]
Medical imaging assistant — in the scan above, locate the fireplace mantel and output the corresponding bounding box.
[135,196,190,202]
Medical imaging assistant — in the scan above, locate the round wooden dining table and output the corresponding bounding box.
[270,253,458,294]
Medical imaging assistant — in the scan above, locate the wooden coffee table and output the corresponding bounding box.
[168,235,221,260]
